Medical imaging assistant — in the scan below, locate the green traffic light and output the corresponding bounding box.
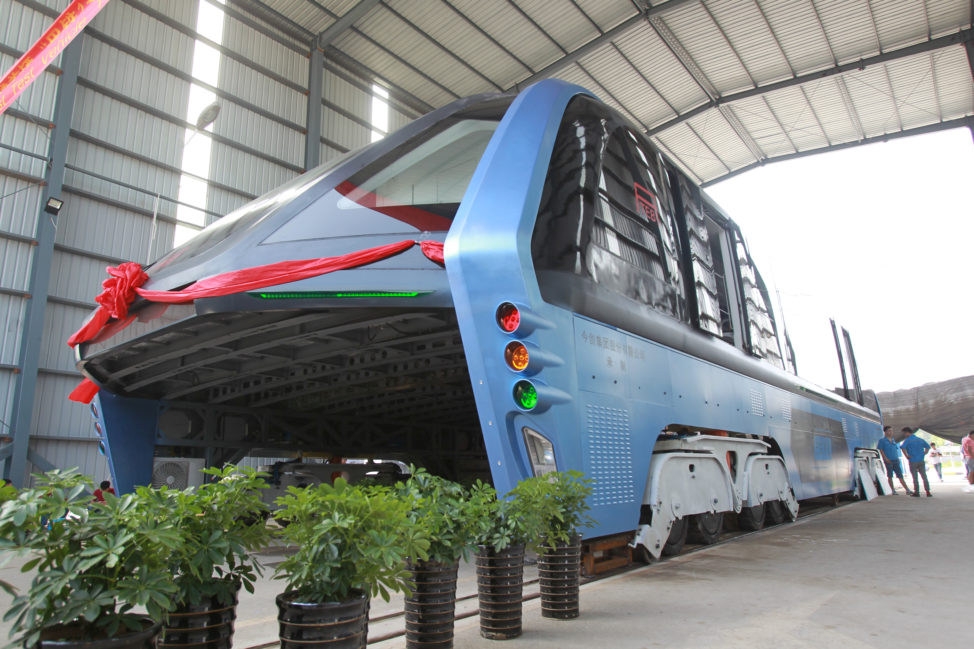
[514,381,538,410]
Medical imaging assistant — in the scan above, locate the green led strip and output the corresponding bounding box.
[249,290,432,299]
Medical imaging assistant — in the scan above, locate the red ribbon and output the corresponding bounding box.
[68,239,444,403]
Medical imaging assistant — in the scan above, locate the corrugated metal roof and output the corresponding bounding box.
[255,0,971,185]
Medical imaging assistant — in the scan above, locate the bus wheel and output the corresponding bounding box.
[687,512,723,545]
[737,503,765,531]
[661,517,688,556]
[766,500,786,525]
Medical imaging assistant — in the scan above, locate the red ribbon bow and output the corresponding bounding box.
[67,240,444,403]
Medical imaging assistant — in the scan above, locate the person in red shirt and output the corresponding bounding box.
[92,480,115,502]
[962,431,974,493]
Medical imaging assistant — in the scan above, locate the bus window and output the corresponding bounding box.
[734,233,785,369]
[532,96,686,326]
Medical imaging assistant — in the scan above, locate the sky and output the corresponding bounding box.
[706,127,974,394]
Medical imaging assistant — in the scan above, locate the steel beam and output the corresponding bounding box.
[317,0,381,46]
[6,39,83,487]
[701,115,974,187]
[650,29,972,137]
[305,38,323,170]
[513,0,699,89]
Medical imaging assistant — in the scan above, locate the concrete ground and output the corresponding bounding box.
[3,474,972,648]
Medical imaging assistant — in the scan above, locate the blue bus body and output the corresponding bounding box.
[77,79,882,539]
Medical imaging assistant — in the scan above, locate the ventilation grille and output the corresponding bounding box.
[750,389,765,417]
[586,404,635,506]
[781,397,792,422]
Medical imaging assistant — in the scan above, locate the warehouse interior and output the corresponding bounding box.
[0,0,972,488]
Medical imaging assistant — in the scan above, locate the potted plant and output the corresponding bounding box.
[393,468,478,649]
[468,481,545,641]
[509,470,593,620]
[273,478,428,649]
[155,465,272,649]
[0,469,182,649]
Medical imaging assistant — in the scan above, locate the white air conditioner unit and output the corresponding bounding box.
[152,458,206,490]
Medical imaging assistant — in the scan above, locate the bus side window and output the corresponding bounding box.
[675,176,730,341]
[734,233,785,369]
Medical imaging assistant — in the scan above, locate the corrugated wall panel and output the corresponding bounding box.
[0,370,16,427]
[90,1,196,72]
[0,238,34,292]
[80,39,190,124]
[333,33,457,109]
[760,0,835,76]
[323,72,371,123]
[686,109,752,171]
[614,24,705,122]
[843,65,900,135]
[927,1,973,37]
[709,0,794,85]
[447,0,563,77]
[206,186,253,221]
[574,0,640,33]
[131,0,198,33]
[322,111,369,153]
[656,120,727,181]
[662,4,754,95]
[0,294,27,365]
[387,108,414,134]
[764,85,826,151]
[219,55,306,127]
[66,138,179,215]
[49,249,116,310]
[933,47,974,117]
[208,143,295,199]
[392,2,512,90]
[802,80,860,145]
[577,47,651,127]
[216,103,304,168]
[0,118,51,178]
[222,10,307,87]
[0,179,43,237]
[817,0,880,64]
[361,8,486,99]
[518,0,602,50]
[71,86,186,167]
[40,302,90,373]
[886,56,938,128]
[1,1,58,53]
[729,95,795,157]
[55,194,148,266]
[869,0,929,50]
[317,143,347,166]
[32,438,109,480]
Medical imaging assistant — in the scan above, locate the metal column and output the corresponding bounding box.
[6,39,82,487]
[304,37,322,170]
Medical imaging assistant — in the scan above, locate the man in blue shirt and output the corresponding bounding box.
[899,427,932,497]
[877,426,910,494]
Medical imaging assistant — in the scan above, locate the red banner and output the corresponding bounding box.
[0,0,111,117]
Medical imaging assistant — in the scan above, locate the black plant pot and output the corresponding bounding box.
[161,581,241,649]
[404,559,460,649]
[276,591,369,649]
[475,543,525,640]
[538,534,582,620]
[31,619,161,649]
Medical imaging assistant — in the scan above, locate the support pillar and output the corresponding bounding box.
[304,37,323,170]
[7,39,82,487]
[95,392,160,494]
